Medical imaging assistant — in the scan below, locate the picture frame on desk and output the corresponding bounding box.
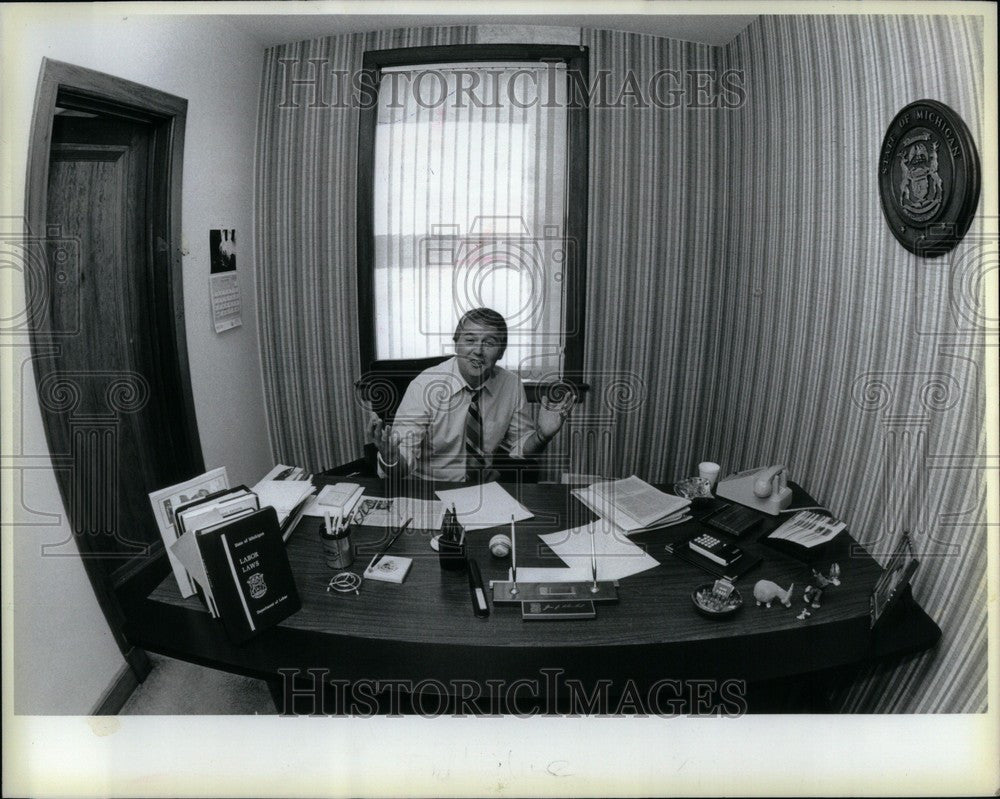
[147,467,230,597]
[148,466,230,539]
[870,532,920,630]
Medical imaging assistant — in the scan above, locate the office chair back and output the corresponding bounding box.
[325,354,539,481]
[354,356,452,423]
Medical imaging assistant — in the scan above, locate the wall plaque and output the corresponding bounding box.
[878,99,980,256]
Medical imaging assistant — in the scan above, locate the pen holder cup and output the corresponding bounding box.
[320,525,354,569]
[438,536,467,571]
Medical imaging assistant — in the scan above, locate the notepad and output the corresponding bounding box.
[363,555,412,584]
[435,481,533,531]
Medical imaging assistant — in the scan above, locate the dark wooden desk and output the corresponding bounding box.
[122,479,940,714]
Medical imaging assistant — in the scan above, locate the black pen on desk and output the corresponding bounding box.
[509,515,518,596]
[590,526,599,594]
[467,558,489,618]
[366,517,412,572]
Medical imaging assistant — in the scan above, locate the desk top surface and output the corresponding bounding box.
[147,478,887,651]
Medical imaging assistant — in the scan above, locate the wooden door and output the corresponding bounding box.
[38,112,200,584]
[25,61,199,686]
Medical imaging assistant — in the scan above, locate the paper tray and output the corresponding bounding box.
[761,531,848,566]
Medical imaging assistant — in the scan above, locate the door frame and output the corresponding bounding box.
[24,59,203,679]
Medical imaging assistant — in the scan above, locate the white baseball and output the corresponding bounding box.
[489,534,512,558]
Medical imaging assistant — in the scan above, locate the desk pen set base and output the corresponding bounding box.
[489,579,619,619]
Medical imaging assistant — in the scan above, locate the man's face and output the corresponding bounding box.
[454,321,504,386]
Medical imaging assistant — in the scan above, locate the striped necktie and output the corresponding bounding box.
[464,386,487,480]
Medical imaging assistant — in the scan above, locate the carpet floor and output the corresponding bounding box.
[119,654,275,715]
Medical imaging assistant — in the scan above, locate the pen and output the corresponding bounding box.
[467,558,489,618]
[342,505,356,532]
[590,526,599,594]
[366,517,412,572]
[509,515,518,596]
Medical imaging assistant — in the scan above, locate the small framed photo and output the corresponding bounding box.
[148,467,229,597]
[148,466,230,537]
[870,532,920,629]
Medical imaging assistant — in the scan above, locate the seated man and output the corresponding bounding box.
[370,307,572,482]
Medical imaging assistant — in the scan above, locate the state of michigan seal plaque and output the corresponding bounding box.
[878,100,980,256]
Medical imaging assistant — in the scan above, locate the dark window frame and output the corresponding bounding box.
[355,44,590,401]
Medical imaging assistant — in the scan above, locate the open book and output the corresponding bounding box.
[572,475,691,533]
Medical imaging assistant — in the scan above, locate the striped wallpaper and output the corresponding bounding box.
[255,17,987,712]
[714,16,986,713]
[567,29,724,483]
[255,26,477,472]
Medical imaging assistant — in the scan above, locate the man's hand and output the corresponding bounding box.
[536,391,575,441]
[368,412,401,465]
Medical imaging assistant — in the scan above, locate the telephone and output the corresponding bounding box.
[715,465,794,515]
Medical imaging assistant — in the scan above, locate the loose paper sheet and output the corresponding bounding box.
[537,519,660,581]
[435,481,533,530]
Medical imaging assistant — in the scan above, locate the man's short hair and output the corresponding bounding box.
[453,307,508,353]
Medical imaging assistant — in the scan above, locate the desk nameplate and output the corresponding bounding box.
[489,579,619,606]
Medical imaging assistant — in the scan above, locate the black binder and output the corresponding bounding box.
[196,506,301,644]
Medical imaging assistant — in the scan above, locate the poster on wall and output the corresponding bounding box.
[209,227,242,333]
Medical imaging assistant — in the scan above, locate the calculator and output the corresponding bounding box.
[688,533,744,568]
[703,502,762,538]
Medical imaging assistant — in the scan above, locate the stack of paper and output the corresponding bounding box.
[303,482,364,519]
[255,463,308,483]
[254,480,315,523]
[435,481,533,531]
[252,464,315,540]
[573,475,690,533]
[176,487,258,534]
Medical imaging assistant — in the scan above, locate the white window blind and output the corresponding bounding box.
[373,62,569,380]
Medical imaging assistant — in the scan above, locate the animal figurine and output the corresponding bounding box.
[753,580,794,608]
[812,563,841,588]
[803,584,823,608]
[797,608,811,621]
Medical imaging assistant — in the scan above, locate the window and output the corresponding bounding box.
[357,45,589,390]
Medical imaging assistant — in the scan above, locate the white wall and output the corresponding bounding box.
[1,10,271,713]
